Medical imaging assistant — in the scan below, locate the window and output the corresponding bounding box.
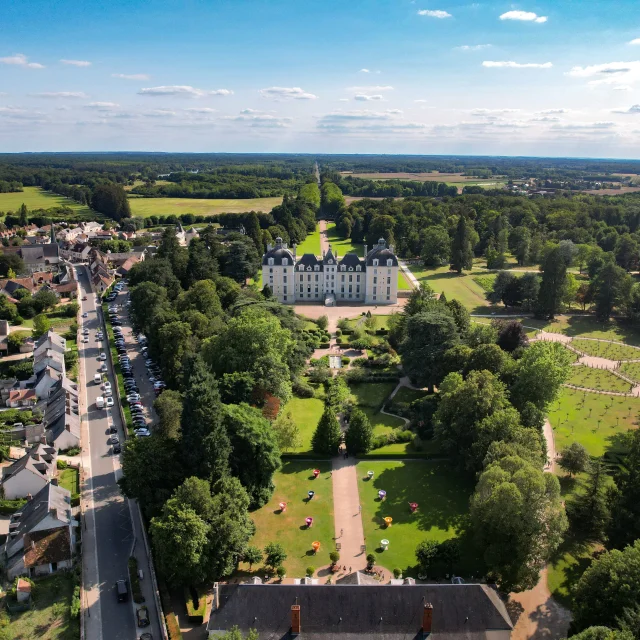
[341,286,345,293]
[373,259,379,266]
[387,259,392,267]
[341,275,345,282]
[299,264,304,271]
[269,268,273,273]
[314,265,319,271]
[387,286,390,295]
[374,268,378,275]
[356,285,360,294]
[315,275,319,282]
[373,276,377,284]
[349,275,353,282]
[387,295,390,301]
[282,259,288,266]
[268,258,274,266]
[308,275,311,281]
[388,269,391,275]
[356,265,361,272]
[284,286,287,294]
[373,295,377,301]
[299,274,303,282]
[373,287,377,295]
[349,285,352,293]
[283,275,287,283]
[356,275,360,282]
[307,287,311,293]
[300,285,303,292]
[340,265,346,271]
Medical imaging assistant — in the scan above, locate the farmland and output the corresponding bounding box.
[339,171,506,186]
[0,187,92,215]
[128,195,283,217]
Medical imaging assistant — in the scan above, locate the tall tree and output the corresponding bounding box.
[567,459,610,540]
[421,225,450,266]
[470,455,568,592]
[558,442,590,477]
[591,258,633,322]
[153,390,183,441]
[32,313,50,338]
[345,408,373,455]
[537,244,568,319]
[450,214,474,274]
[312,407,342,455]
[180,357,231,484]
[91,183,131,221]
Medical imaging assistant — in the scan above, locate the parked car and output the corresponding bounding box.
[82,328,89,335]
[110,434,119,445]
[106,397,114,408]
[115,579,128,602]
[82,312,88,318]
[135,429,151,437]
[100,363,108,372]
[94,374,101,384]
[99,352,107,361]
[109,425,117,434]
[103,381,112,392]
[112,443,121,454]
[82,336,89,343]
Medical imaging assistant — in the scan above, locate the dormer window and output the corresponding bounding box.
[348,267,353,271]
[314,265,320,271]
[340,265,346,271]
[327,260,333,264]
[307,266,312,271]
[356,265,361,272]
[387,259,393,267]
[373,259,379,266]
[299,264,304,271]
[282,259,288,266]
[268,258,274,266]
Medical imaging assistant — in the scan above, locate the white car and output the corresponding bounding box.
[82,328,89,335]
[106,397,114,408]
[103,381,112,393]
[134,429,151,437]
[126,394,141,402]
[94,374,101,384]
[82,336,89,343]
[82,312,88,318]
[99,352,107,361]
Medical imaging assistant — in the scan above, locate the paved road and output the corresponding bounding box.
[76,265,160,640]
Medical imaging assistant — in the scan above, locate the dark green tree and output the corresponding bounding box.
[91,183,131,221]
[537,244,568,319]
[345,408,373,455]
[311,407,342,455]
[153,390,183,441]
[558,442,590,477]
[450,213,474,273]
[567,459,610,540]
[421,225,450,266]
[591,258,633,322]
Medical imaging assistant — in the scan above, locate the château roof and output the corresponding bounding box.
[365,238,398,267]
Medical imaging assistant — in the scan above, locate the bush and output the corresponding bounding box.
[57,460,68,470]
[0,498,26,515]
[393,568,402,579]
[128,557,145,604]
[335,337,342,344]
[366,553,376,570]
[63,446,81,456]
[166,612,183,640]
[310,356,329,367]
[63,302,79,318]
[370,429,414,450]
[318,342,330,349]
[317,315,329,331]
[70,585,81,618]
[337,318,349,331]
[306,567,316,577]
[276,565,287,580]
[329,551,340,565]
[341,356,350,365]
[335,329,342,337]
[292,378,315,398]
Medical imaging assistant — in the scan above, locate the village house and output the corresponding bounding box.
[1,441,57,500]
[19,244,60,273]
[4,482,77,579]
[42,380,80,451]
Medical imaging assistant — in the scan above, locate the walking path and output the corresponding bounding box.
[319,219,330,255]
[331,455,366,571]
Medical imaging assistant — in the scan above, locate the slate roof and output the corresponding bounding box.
[365,239,398,267]
[207,583,513,640]
[297,254,323,270]
[339,253,364,269]
[263,238,295,266]
[323,246,337,264]
[19,244,60,262]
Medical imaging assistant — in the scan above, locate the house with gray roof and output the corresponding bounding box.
[1,442,57,500]
[207,582,513,640]
[19,244,60,273]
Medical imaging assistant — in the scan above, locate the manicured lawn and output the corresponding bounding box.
[398,270,412,290]
[619,361,640,383]
[285,396,325,454]
[472,274,497,293]
[548,540,598,608]
[59,467,79,495]
[326,223,364,256]
[128,196,282,217]
[566,365,632,393]
[407,265,492,313]
[392,387,429,405]
[538,315,640,345]
[356,461,480,577]
[0,186,93,216]
[5,573,80,640]
[547,388,640,457]
[349,382,404,434]
[296,225,321,256]
[238,461,334,579]
[571,338,640,361]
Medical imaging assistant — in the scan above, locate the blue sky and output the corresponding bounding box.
[2,0,640,156]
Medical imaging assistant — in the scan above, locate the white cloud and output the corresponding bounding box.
[386,109,403,114]
[319,110,394,123]
[138,85,232,97]
[259,87,317,100]
[455,44,492,51]
[551,121,615,130]
[499,10,547,23]
[628,38,640,45]
[567,61,640,87]
[32,91,89,98]
[471,108,520,115]
[61,59,91,67]
[354,94,384,101]
[185,107,218,114]
[359,68,370,73]
[611,104,640,114]
[0,53,44,69]
[222,112,292,127]
[112,73,151,81]
[85,102,119,110]
[417,9,452,18]
[529,116,561,122]
[536,108,570,114]
[338,98,350,102]
[483,60,552,68]
[347,85,394,92]
[414,99,428,103]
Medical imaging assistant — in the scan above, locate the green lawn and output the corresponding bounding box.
[547,541,598,608]
[357,461,480,577]
[566,365,632,394]
[407,265,492,313]
[5,573,80,640]
[537,316,640,345]
[571,338,640,361]
[0,186,93,216]
[548,387,640,457]
[349,382,405,435]
[128,196,282,217]
[237,461,334,578]
[296,225,321,256]
[619,361,640,383]
[472,274,497,293]
[59,467,79,495]
[285,396,325,454]
[391,387,429,405]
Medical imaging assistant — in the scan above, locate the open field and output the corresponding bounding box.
[571,338,640,361]
[296,225,322,256]
[357,461,480,577]
[527,315,640,346]
[583,187,640,195]
[4,573,80,640]
[408,265,492,313]
[128,195,282,217]
[548,388,640,457]
[237,461,334,578]
[339,171,504,183]
[0,187,93,215]
[619,362,640,383]
[566,365,632,393]
[285,396,325,455]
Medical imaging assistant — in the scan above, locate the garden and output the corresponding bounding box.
[571,338,640,361]
[237,461,335,579]
[565,365,632,394]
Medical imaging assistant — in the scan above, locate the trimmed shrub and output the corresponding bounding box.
[166,612,183,640]
[57,460,68,470]
[318,342,330,349]
[393,568,402,579]
[341,356,350,365]
[0,498,27,515]
[335,329,342,337]
[293,378,315,398]
[306,566,316,577]
[128,557,145,604]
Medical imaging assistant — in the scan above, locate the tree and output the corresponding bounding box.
[421,225,450,266]
[32,313,50,338]
[243,546,263,570]
[221,239,261,283]
[264,542,287,570]
[567,459,610,540]
[511,341,572,411]
[312,407,342,455]
[450,214,474,273]
[180,357,231,484]
[153,390,183,440]
[400,310,460,391]
[495,320,529,352]
[520,272,541,311]
[32,288,58,313]
[489,271,517,305]
[223,403,281,508]
[6,331,25,353]
[404,283,438,317]
[324,376,351,411]
[156,321,196,388]
[215,627,258,640]
[271,411,301,453]
[537,244,568,319]
[512,227,531,266]
[345,408,373,455]
[0,252,25,277]
[317,315,328,331]
[470,455,568,592]
[591,259,633,322]
[416,540,439,575]
[91,184,131,221]
[570,628,634,640]
[572,540,640,631]
[615,233,639,272]
[607,430,640,550]
[18,203,28,226]
[466,343,510,378]
[558,442,590,477]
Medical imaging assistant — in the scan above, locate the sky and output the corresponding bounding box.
[2,0,640,157]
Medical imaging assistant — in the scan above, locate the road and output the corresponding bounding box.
[76,265,160,640]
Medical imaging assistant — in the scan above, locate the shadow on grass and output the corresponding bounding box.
[564,316,640,345]
[548,536,598,609]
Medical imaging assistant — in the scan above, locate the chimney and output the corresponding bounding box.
[291,604,301,636]
[26,493,32,501]
[364,244,368,256]
[32,453,40,461]
[422,603,433,636]
[212,582,220,611]
[51,477,58,486]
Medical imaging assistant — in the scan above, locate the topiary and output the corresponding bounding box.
[306,567,316,578]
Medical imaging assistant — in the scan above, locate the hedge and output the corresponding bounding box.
[128,557,145,604]
[166,612,183,640]
[0,498,26,515]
